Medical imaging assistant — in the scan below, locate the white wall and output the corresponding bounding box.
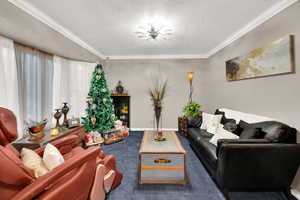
[104,59,206,130]
[201,1,300,133]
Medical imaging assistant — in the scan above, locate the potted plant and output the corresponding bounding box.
[182,101,202,127]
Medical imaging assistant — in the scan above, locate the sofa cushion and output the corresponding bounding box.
[240,128,265,139]
[237,121,296,143]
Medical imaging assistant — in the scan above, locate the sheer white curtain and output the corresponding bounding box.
[14,43,54,127]
[0,36,21,133]
[53,56,95,126]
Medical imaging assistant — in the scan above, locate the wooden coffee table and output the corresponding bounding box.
[139,131,186,185]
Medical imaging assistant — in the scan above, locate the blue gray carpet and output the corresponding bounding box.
[103,132,288,200]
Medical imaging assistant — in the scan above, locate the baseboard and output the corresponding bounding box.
[130,128,178,131]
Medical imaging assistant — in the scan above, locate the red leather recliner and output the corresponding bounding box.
[0,107,122,200]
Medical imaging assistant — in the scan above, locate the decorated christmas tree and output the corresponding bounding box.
[82,64,115,133]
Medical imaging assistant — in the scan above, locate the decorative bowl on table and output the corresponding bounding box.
[154,135,166,142]
[27,119,47,141]
[154,130,166,142]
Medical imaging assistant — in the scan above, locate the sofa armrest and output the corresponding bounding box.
[217,143,300,190]
[12,146,100,200]
[35,135,80,156]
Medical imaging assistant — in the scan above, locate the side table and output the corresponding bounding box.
[178,117,188,137]
[12,126,87,151]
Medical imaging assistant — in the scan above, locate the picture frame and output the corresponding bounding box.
[226,35,295,81]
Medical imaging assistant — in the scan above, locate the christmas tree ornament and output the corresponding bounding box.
[96,75,100,80]
[87,97,93,104]
[101,88,106,92]
[91,104,97,110]
[103,98,107,102]
[91,117,97,124]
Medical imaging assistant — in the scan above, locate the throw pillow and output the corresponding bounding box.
[223,121,238,133]
[200,112,212,130]
[215,109,226,124]
[206,115,223,134]
[21,148,49,178]
[43,143,64,171]
[209,126,239,146]
[239,120,251,129]
[234,120,250,136]
[215,109,237,124]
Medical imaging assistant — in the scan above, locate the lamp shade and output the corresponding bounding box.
[188,72,194,81]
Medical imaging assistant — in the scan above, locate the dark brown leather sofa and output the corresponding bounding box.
[187,109,300,198]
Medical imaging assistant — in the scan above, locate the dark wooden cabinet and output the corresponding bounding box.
[178,117,188,137]
[111,94,130,128]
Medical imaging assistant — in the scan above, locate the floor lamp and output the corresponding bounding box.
[188,72,194,102]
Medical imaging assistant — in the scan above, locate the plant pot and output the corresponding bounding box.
[187,116,202,128]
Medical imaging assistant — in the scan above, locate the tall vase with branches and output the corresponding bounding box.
[149,78,167,136]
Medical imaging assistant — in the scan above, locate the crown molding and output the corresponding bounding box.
[7,0,104,59]
[205,0,298,57]
[7,0,298,60]
[108,54,208,60]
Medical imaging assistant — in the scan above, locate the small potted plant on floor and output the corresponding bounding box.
[182,101,202,127]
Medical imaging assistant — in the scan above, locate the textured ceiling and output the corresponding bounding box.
[7,0,296,59]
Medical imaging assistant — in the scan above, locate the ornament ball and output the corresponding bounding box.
[91,117,97,124]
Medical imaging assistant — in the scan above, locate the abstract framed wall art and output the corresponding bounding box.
[226,35,295,81]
